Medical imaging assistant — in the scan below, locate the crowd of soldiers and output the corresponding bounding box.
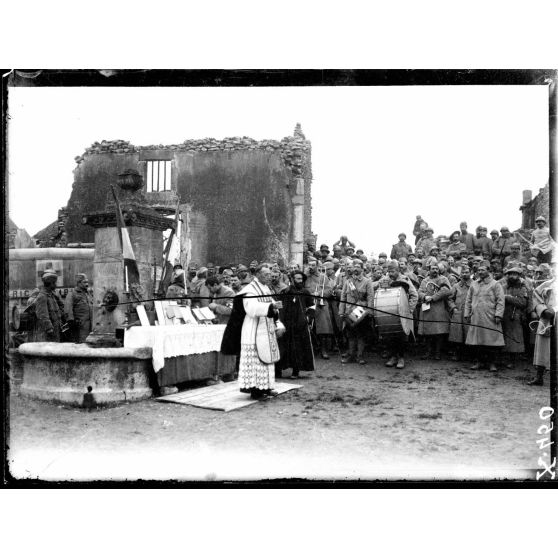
[172,216,555,386]
[18,214,555,388]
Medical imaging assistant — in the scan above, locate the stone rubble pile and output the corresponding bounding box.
[74,132,311,176]
[75,140,136,164]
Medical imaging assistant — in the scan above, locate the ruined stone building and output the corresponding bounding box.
[49,124,313,267]
[520,184,550,229]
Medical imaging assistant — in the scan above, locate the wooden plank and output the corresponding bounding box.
[163,382,239,403]
[199,398,256,412]
[167,380,299,402]
[193,389,243,406]
[156,381,302,412]
[159,382,237,402]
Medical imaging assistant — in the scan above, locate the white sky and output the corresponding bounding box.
[7,85,549,257]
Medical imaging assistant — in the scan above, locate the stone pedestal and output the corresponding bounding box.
[91,225,164,323]
[83,181,173,333]
[19,342,153,407]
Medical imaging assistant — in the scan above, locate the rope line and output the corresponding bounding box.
[102,292,530,343]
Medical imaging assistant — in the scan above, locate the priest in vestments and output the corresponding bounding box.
[238,264,283,399]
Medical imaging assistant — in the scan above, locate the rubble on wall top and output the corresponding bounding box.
[74,132,312,176]
[294,122,306,139]
[76,134,310,157]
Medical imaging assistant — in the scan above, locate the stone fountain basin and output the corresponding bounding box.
[18,342,153,407]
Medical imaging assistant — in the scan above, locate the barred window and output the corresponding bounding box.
[146,160,172,192]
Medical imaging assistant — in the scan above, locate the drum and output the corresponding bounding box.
[373,287,413,338]
[347,305,367,327]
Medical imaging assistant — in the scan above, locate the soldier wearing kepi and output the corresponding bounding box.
[339,260,374,365]
[500,266,528,369]
[333,235,356,256]
[416,227,437,257]
[458,221,475,254]
[390,233,413,261]
[492,226,514,264]
[237,264,253,286]
[529,215,555,264]
[464,262,505,371]
[269,267,289,296]
[381,260,418,370]
[447,266,473,361]
[185,262,199,294]
[447,231,467,259]
[528,276,556,386]
[503,242,528,268]
[306,260,336,359]
[206,277,235,325]
[30,269,67,342]
[417,263,452,360]
[64,273,93,343]
[413,215,427,246]
[318,244,331,263]
[166,268,187,303]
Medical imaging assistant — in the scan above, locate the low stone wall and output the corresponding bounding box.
[7,348,25,391]
[18,343,154,407]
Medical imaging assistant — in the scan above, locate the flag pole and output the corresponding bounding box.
[158,199,180,296]
[110,184,127,293]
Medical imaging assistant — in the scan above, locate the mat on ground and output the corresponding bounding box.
[156,381,302,412]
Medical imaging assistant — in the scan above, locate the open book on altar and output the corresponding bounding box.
[191,307,216,324]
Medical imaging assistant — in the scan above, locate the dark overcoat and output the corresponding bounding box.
[220,294,247,355]
[447,280,471,343]
[501,278,528,353]
[280,286,315,372]
[31,286,66,342]
[464,277,505,346]
[305,273,335,335]
[417,275,451,335]
[64,286,93,342]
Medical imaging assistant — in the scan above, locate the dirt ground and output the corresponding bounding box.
[6,349,549,482]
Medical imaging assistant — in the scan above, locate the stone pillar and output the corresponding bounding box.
[83,174,174,335]
[290,177,305,267]
[90,225,164,328]
[91,227,127,331]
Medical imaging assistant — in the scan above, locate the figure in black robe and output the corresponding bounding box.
[280,272,315,378]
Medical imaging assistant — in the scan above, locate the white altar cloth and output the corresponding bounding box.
[124,324,226,372]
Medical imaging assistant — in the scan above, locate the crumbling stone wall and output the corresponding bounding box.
[8,218,18,249]
[64,126,313,266]
[520,184,549,230]
[291,123,313,244]
[33,207,69,247]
